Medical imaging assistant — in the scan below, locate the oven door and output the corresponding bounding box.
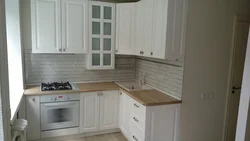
[40,101,79,131]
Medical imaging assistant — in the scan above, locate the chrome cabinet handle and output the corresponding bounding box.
[134,103,139,108]
[232,86,241,94]
[132,135,138,141]
[150,52,153,55]
[133,117,139,122]
[141,51,144,55]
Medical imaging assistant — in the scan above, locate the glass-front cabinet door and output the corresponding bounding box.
[87,1,115,69]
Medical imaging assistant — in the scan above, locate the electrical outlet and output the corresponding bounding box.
[156,74,164,80]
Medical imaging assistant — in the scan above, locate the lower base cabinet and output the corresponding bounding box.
[119,91,181,141]
[80,90,119,133]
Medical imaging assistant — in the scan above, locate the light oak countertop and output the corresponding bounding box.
[24,82,181,106]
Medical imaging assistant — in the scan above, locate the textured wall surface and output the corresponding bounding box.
[135,58,184,98]
[24,49,136,84]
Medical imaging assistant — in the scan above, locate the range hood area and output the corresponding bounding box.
[93,0,140,3]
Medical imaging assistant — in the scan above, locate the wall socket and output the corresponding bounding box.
[201,93,214,100]
[156,74,164,80]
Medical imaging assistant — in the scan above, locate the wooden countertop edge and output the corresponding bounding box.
[119,88,182,106]
[24,83,182,106]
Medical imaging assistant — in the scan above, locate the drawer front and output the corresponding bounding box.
[129,121,145,141]
[130,112,145,130]
[129,97,146,120]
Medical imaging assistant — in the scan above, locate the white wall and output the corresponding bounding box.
[180,0,250,141]
[5,0,24,119]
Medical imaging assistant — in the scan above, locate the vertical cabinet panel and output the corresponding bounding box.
[116,3,136,55]
[80,92,99,133]
[26,96,40,140]
[31,0,61,53]
[62,0,88,53]
[119,92,130,138]
[99,91,119,130]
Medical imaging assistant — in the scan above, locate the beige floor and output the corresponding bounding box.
[65,133,127,141]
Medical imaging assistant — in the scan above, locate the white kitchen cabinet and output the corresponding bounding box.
[119,0,187,60]
[80,92,99,133]
[115,3,136,55]
[31,0,61,53]
[31,0,88,54]
[152,0,187,61]
[80,90,119,132]
[99,91,119,130]
[119,91,130,139]
[123,92,181,141]
[86,1,115,70]
[26,96,40,140]
[62,0,88,53]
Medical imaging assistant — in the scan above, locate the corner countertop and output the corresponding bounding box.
[24,82,182,106]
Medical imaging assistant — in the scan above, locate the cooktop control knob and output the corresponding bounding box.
[51,97,57,101]
[64,97,70,100]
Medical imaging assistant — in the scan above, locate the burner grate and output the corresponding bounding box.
[41,82,72,91]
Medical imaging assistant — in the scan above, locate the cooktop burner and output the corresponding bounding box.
[41,82,72,91]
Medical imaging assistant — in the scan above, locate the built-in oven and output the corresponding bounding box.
[40,94,80,131]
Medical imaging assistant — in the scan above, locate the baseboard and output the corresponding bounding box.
[30,128,121,141]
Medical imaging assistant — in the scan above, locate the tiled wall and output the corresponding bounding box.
[24,49,136,84]
[135,58,184,98]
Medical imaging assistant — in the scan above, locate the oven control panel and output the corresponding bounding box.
[40,93,80,103]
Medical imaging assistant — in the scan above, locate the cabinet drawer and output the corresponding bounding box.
[129,97,146,120]
[129,121,145,141]
[130,112,145,130]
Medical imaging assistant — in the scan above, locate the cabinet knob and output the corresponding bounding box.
[63,48,66,52]
[141,51,144,55]
[59,48,62,52]
[151,52,153,55]
[32,98,36,102]
[115,49,118,53]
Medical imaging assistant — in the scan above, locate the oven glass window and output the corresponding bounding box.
[47,108,73,123]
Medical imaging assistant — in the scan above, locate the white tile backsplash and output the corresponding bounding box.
[135,58,184,98]
[24,49,135,84]
[25,49,184,98]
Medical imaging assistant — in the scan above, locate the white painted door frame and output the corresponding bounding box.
[235,25,250,141]
[223,15,250,141]
[0,0,11,140]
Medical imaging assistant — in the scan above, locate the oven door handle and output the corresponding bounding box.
[43,101,78,107]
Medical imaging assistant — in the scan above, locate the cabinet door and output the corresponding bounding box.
[142,0,154,57]
[31,0,61,53]
[151,0,168,59]
[116,3,136,55]
[26,96,40,140]
[134,1,144,56]
[99,91,119,130]
[165,0,187,61]
[119,91,130,138]
[88,2,115,70]
[62,0,88,54]
[80,92,99,133]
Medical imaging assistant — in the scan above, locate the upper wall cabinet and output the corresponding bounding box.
[86,1,116,70]
[116,0,187,61]
[115,3,136,55]
[31,0,88,54]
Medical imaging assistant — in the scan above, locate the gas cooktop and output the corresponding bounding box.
[41,82,73,91]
